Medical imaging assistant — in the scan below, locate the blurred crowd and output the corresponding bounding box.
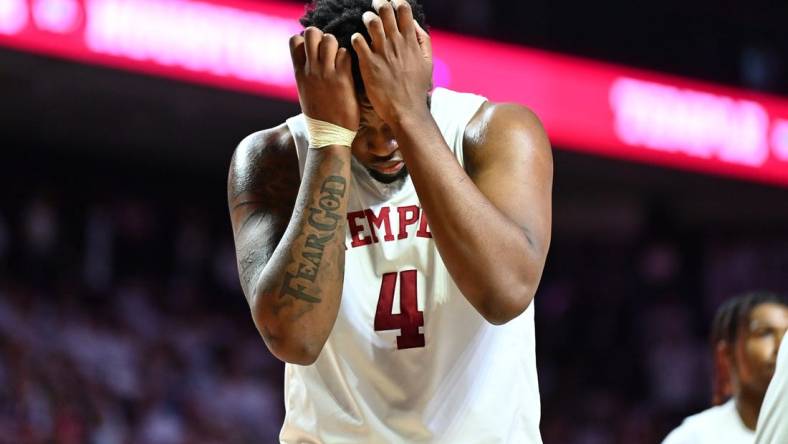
[1,188,787,444]
[0,193,283,444]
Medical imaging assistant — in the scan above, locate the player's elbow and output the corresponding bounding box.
[480,292,534,326]
[486,245,548,324]
[268,339,322,366]
[252,312,324,365]
[249,296,325,366]
[479,277,538,325]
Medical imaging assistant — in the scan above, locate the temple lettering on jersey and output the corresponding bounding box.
[282,88,542,443]
[346,205,432,249]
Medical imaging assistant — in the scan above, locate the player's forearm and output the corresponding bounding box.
[253,147,351,364]
[393,113,544,324]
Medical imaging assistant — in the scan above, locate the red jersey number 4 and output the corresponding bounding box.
[374,270,425,349]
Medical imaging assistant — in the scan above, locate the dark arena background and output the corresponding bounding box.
[2,0,788,442]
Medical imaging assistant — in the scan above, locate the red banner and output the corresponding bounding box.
[3,0,788,186]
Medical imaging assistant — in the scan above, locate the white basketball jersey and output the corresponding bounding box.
[755,337,788,444]
[662,400,754,444]
[282,88,542,443]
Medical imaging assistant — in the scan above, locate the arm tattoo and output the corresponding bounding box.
[230,133,349,331]
[280,158,347,304]
[229,134,299,298]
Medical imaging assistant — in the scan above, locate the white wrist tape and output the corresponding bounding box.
[304,115,357,149]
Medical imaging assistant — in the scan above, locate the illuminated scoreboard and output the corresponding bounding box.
[2,0,788,186]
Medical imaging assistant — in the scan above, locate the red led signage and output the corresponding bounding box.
[2,0,788,185]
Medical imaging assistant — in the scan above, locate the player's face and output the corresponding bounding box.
[733,303,788,396]
[350,96,409,184]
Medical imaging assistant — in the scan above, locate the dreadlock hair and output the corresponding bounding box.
[300,0,428,95]
[709,291,787,405]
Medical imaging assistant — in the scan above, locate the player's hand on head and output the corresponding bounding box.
[289,27,360,131]
[351,0,433,126]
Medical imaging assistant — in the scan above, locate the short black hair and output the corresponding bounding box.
[709,291,787,404]
[300,0,428,95]
[710,291,786,346]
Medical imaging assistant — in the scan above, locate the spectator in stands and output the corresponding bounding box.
[662,292,788,444]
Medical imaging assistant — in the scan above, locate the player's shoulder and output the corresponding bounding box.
[662,403,734,444]
[662,418,698,444]
[228,123,300,198]
[465,100,545,143]
[232,123,296,166]
[462,98,552,172]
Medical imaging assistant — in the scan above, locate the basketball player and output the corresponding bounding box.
[227,0,552,441]
[662,292,788,444]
